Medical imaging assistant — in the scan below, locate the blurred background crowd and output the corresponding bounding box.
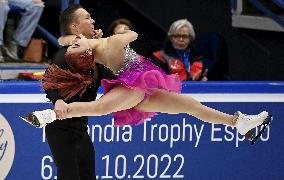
[0,0,283,81]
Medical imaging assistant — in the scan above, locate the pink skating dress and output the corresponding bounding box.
[101,46,182,126]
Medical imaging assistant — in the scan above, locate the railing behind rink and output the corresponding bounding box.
[230,0,284,28]
[249,0,284,27]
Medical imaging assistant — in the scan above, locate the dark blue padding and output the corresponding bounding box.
[192,32,227,79]
[193,32,221,63]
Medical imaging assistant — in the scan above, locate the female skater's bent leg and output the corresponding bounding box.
[66,85,145,118]
[21,85,145,127]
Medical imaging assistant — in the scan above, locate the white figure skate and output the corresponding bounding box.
[20,109,57,128]
[235,111,273,145]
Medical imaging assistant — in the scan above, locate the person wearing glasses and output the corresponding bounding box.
[152,19,208,81]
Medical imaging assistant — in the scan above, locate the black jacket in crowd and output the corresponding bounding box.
[151,39,203,80]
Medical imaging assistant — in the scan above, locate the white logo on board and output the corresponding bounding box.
[0,113,15,179]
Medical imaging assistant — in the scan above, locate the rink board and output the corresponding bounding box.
[0,81,284,180]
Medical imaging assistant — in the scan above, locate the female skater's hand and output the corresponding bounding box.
[58,35,78,46]
[67,35,90,54]
[54,99,68,120]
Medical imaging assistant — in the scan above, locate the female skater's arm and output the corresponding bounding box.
[66,102,97,118]
[67,30,138,58]
[58,28,103,46]
[65,28,138,56]
[77,30,138,50]
[108,29,138,48]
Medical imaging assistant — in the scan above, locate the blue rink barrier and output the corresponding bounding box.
[0,81,284,180]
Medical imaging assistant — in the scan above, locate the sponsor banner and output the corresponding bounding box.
[0,81,284,180]
[0,114,15,180]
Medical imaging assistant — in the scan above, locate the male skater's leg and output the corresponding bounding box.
[46,128,82,180]
[77,132,96,180]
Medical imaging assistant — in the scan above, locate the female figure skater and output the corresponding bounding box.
[22,29,271,144]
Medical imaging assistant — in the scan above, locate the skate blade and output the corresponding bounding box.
[19,116,29,123]
[245,130,253,139]
[250,115,273,145]
[19,116,35,126]
[19,115,41,128]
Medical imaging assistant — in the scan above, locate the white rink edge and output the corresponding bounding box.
[0,93,284,103]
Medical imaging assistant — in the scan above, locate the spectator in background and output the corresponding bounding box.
[152,19,208,81]
[0,0,44,62]
[107,18,134,36]
[107,18,159,57]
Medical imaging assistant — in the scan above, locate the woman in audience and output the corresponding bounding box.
[152,19,208,81]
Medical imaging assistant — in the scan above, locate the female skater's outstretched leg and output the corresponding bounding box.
[67,88,268,137]
[134,89,236,125]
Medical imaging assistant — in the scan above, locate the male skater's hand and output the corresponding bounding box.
[54,99,68,120]
[93,29,103,39]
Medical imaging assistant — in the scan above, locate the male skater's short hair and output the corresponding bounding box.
[59,4,83,35]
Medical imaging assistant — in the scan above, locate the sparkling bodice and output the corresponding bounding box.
[114,45,139,76]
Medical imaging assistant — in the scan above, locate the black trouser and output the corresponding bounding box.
[46,128,95,180]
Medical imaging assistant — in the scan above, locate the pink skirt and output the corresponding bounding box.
[101,57,182,126]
